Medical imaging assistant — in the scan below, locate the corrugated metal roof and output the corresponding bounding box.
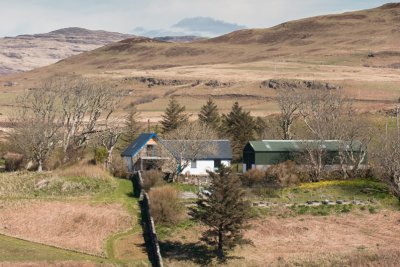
[121,132,158,157]
[249,140,363,152]
[161,140,232,160]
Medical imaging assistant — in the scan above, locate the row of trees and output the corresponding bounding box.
[160,98,265,160]
[8,76,139,171]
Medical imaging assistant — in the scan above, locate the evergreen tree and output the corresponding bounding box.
[193,166,251,260]
[198,98,220,129]
[161,98,189,133]
[222,102,256,160]
[121,105,142,145]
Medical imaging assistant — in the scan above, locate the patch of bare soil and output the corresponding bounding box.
[0,201,132,255]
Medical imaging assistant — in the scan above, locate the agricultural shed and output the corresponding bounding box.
[242,140,366,172]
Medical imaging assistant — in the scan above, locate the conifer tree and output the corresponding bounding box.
[193,166,251,260]
[222,102,256,160]
[121,105,142,145]
[198,98,220,129]
[161,98,189,133]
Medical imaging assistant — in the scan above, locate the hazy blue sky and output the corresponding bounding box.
[0,0,394,37]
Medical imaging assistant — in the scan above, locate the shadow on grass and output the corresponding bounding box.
[159,241,215,266]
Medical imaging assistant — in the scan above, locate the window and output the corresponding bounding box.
[146,145,155,157]
[191,160,197,169]
[214,159,222,170]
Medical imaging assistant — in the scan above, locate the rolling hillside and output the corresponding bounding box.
[0,3,399,121]
[50,3,400,71]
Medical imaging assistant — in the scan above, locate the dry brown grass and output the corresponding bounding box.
[161,211,400,266]
[56,163,113,181]
[112,233,148,261]
[0,200,132,255]
[0,262,113,267]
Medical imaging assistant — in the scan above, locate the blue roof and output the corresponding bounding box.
[121,132,158,157]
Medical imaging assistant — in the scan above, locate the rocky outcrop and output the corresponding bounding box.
[260,79,341,90]
[204,80,233,88]
[124,76,233,88]
[124,76,193,88]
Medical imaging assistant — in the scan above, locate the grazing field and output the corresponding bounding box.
[0,170,149,266]
[0,201,132,255]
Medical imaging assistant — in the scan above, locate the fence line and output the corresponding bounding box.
[134,171,164,267]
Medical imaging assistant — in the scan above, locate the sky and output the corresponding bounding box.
[0,0,395,37]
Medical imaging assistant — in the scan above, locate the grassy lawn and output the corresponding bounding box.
[0,234,108,263]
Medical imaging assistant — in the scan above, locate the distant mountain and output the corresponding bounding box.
[0,27,134,75]
[4,3,400,79]
[172,17,246,36]
[132,17,246,37]
[153,36,207,43]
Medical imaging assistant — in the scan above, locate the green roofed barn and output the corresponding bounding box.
[242,140,366,172]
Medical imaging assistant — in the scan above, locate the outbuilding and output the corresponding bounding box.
[242,140,366,172]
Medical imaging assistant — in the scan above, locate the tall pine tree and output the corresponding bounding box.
[161,98,189,133]
[198,98,220,129]
[193,166,251,260]
[223,102,256,160]
[121,105,142,146]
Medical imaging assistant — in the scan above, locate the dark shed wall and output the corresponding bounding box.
[255,152,293,165]
[243,143,255,170]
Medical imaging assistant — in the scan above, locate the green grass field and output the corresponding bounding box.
[249,178,399,217]
[0,234,108,263]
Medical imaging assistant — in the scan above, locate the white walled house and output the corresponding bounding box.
[162,140,232,176]
[121,133,232,176]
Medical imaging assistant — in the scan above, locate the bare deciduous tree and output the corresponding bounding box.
[336,114,372,178]
[57,77,117,160]
[299,90,348,181]
[96,117,125,170]
[375,110,400,201]
[9,86,60,171]
[161,122,218,182]
[276,89,304,140]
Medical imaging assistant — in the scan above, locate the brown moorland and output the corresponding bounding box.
[161,211,400,266]
[0,4,399,122]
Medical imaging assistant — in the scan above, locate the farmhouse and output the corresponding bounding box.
[121,132,232,175]
[243,140,366,172]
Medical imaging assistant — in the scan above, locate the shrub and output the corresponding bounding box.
[94,147,108,165]
[267,161,300,188]
[111,156,129,179]
[242,168,266,186]
[4,152,24,171]
[142,170,165,191]
[148,185,185,225]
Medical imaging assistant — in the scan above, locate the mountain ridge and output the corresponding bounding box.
[0,27,134,75]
